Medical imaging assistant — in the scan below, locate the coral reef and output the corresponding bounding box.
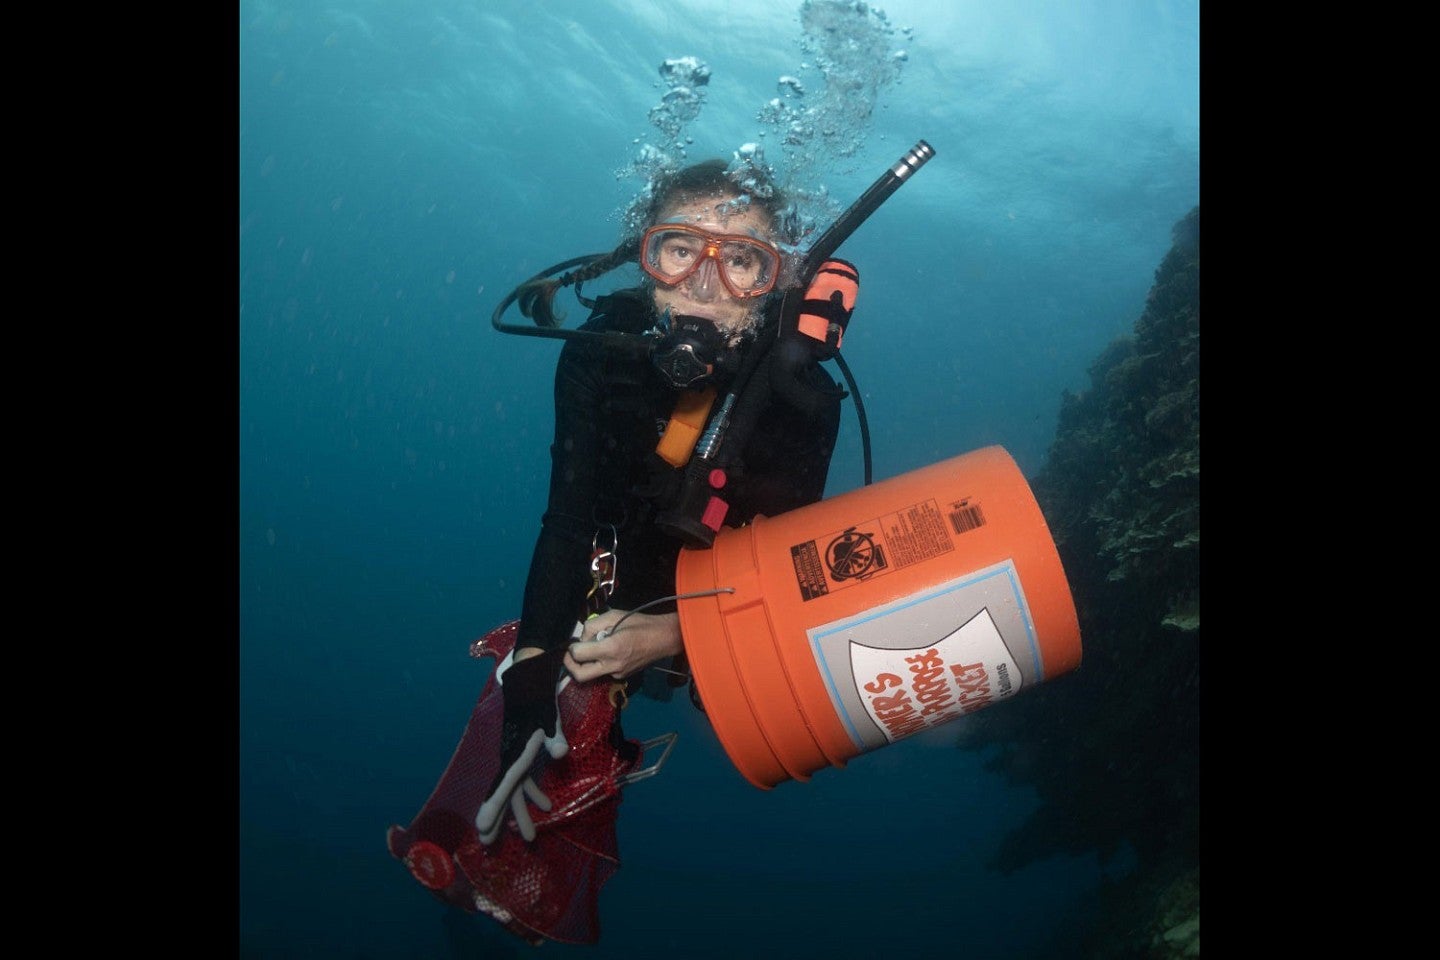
[956,207,1199,957]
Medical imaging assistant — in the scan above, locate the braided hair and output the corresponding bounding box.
[516,240,638,329]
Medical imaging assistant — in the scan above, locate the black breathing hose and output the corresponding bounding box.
[795,140,935,286]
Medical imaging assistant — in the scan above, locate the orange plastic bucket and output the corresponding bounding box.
[675,445,1081,789]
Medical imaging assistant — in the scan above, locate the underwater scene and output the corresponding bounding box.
[239,2,1199,957]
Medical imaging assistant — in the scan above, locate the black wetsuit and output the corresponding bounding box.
[516,288,843,656]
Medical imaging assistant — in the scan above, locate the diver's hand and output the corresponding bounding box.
[474,645,570,844]
[565,609,683,682]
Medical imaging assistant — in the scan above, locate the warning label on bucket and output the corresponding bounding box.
[791,541,829,600]
[789,498,957,602]
[807,559,1039,752]
[879,499,952,567]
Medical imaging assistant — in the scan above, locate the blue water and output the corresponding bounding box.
[239,2,1199,956]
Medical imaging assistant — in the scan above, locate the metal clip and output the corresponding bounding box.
[586,524,619,611]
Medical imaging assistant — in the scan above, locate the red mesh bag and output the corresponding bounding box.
[386,621,653,945]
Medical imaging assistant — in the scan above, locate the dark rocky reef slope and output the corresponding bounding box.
[957,206,1200,958]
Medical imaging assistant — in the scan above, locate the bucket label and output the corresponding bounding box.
[790,498,980,602]
[808,560,1040,752]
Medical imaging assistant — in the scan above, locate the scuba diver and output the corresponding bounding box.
[390,143,934,944]
[479,158,850,841]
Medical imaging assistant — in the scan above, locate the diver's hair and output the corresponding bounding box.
[517,239,640,328]
[640,159,788,238]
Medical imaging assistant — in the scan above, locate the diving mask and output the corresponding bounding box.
[640,224,783,300]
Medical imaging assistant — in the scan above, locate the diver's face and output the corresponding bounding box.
[649,196,776,336]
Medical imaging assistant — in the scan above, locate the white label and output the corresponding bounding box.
[849,607,1020,743]
[808,559,1043,752]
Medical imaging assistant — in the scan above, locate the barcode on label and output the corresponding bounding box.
[949,502,986,534]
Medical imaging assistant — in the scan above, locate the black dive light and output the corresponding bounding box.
[794,139,935,284]
[653,140,936,549]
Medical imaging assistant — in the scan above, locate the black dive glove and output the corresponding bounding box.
[474,641,572,844]
[796,258,859,357]
[770,258,859,418]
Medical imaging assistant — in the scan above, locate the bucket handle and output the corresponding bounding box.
[616,732,679,787]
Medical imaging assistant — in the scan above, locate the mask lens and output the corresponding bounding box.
[715,240,777,295]
[644,229,706,283]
